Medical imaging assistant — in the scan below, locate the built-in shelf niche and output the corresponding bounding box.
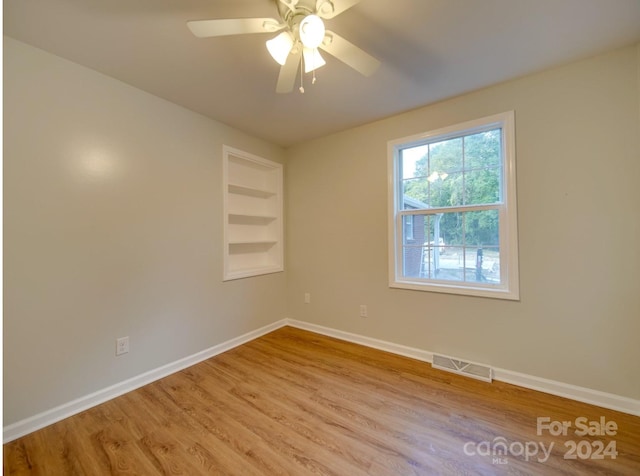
[223,146,283,281]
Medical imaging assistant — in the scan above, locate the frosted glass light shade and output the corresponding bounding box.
[266,31,294,65]
[303,47,326,73]
[299,15,325,48]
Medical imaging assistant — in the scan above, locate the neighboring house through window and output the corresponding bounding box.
[387,111,519,300]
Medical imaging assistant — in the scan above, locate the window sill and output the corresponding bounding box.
[389,279,520,301]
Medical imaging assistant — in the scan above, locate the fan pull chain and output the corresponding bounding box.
[299,54,305,93]
[299,49,321,93]
[311,49,317,84]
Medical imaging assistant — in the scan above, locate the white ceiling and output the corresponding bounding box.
[5,0,640,147]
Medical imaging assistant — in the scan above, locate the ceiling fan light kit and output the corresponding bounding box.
[266,31,294,65]
[187,0,380,94]
[303,47,326,73]
[299,14,325,48]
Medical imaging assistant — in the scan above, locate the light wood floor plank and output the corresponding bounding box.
[4,326,640,475]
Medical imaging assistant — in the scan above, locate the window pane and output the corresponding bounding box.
[402,213,431,244]
[480,246,501,284]
[439,211,463,247]
[464,210,499,247]
[402,178,429,209]
[433,246,465,282]
[402,245,424,278]
[402,131,503,209]
[422,246,436,279]
[429,171,462,208]
[422,210,502,284]
[400,145,429,179]
[464,129,501,169]
[432,210,499,248]
[403,215,415,242]
[464,247,500,284]
[464,167,501,205]
[403,171,465,209]
[430,137,463,173]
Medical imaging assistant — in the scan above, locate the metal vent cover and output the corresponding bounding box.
[432,354,493,382]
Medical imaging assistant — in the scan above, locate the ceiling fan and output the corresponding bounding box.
[187,0,380,93]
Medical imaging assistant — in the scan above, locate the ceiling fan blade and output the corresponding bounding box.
[319,30,380,76]
[316,0,361,19]
[187,18,283,38]
[276,50,302,93]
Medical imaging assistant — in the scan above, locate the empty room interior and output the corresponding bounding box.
[3,0,640,474]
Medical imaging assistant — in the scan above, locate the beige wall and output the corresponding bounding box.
[3,37,287,425]
[286,44,640,400]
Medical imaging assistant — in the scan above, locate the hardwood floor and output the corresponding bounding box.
[4,326,640,475]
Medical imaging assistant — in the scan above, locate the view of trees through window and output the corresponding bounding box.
[399,129,503,284]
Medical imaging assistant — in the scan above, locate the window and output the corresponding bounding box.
[387,111,519,300]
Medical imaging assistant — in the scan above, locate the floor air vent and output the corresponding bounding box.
[432,354,493,383]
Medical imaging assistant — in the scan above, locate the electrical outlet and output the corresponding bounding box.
[116,336,129,356]
[304,292,311,304]
[359,305,368,318]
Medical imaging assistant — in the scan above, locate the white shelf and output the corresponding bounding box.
[228,183,276,198]
[225,265,284,280]
[223,146,283,281]
[228,213,277,222]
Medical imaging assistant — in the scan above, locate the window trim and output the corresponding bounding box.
[387,111,519,300]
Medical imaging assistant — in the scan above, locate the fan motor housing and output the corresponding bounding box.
[276,0,318,24]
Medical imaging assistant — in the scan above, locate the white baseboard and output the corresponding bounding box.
[3,319,287,443]
[284,319,640,417]
[286,319,434,363]
[6,317,639,443]
[492,368,640,417]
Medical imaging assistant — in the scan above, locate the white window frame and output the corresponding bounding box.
[387,111,519,300]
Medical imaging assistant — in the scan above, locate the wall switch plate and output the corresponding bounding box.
[359,305,368,318]
[116,336,129,356]
[304,292,311,304]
